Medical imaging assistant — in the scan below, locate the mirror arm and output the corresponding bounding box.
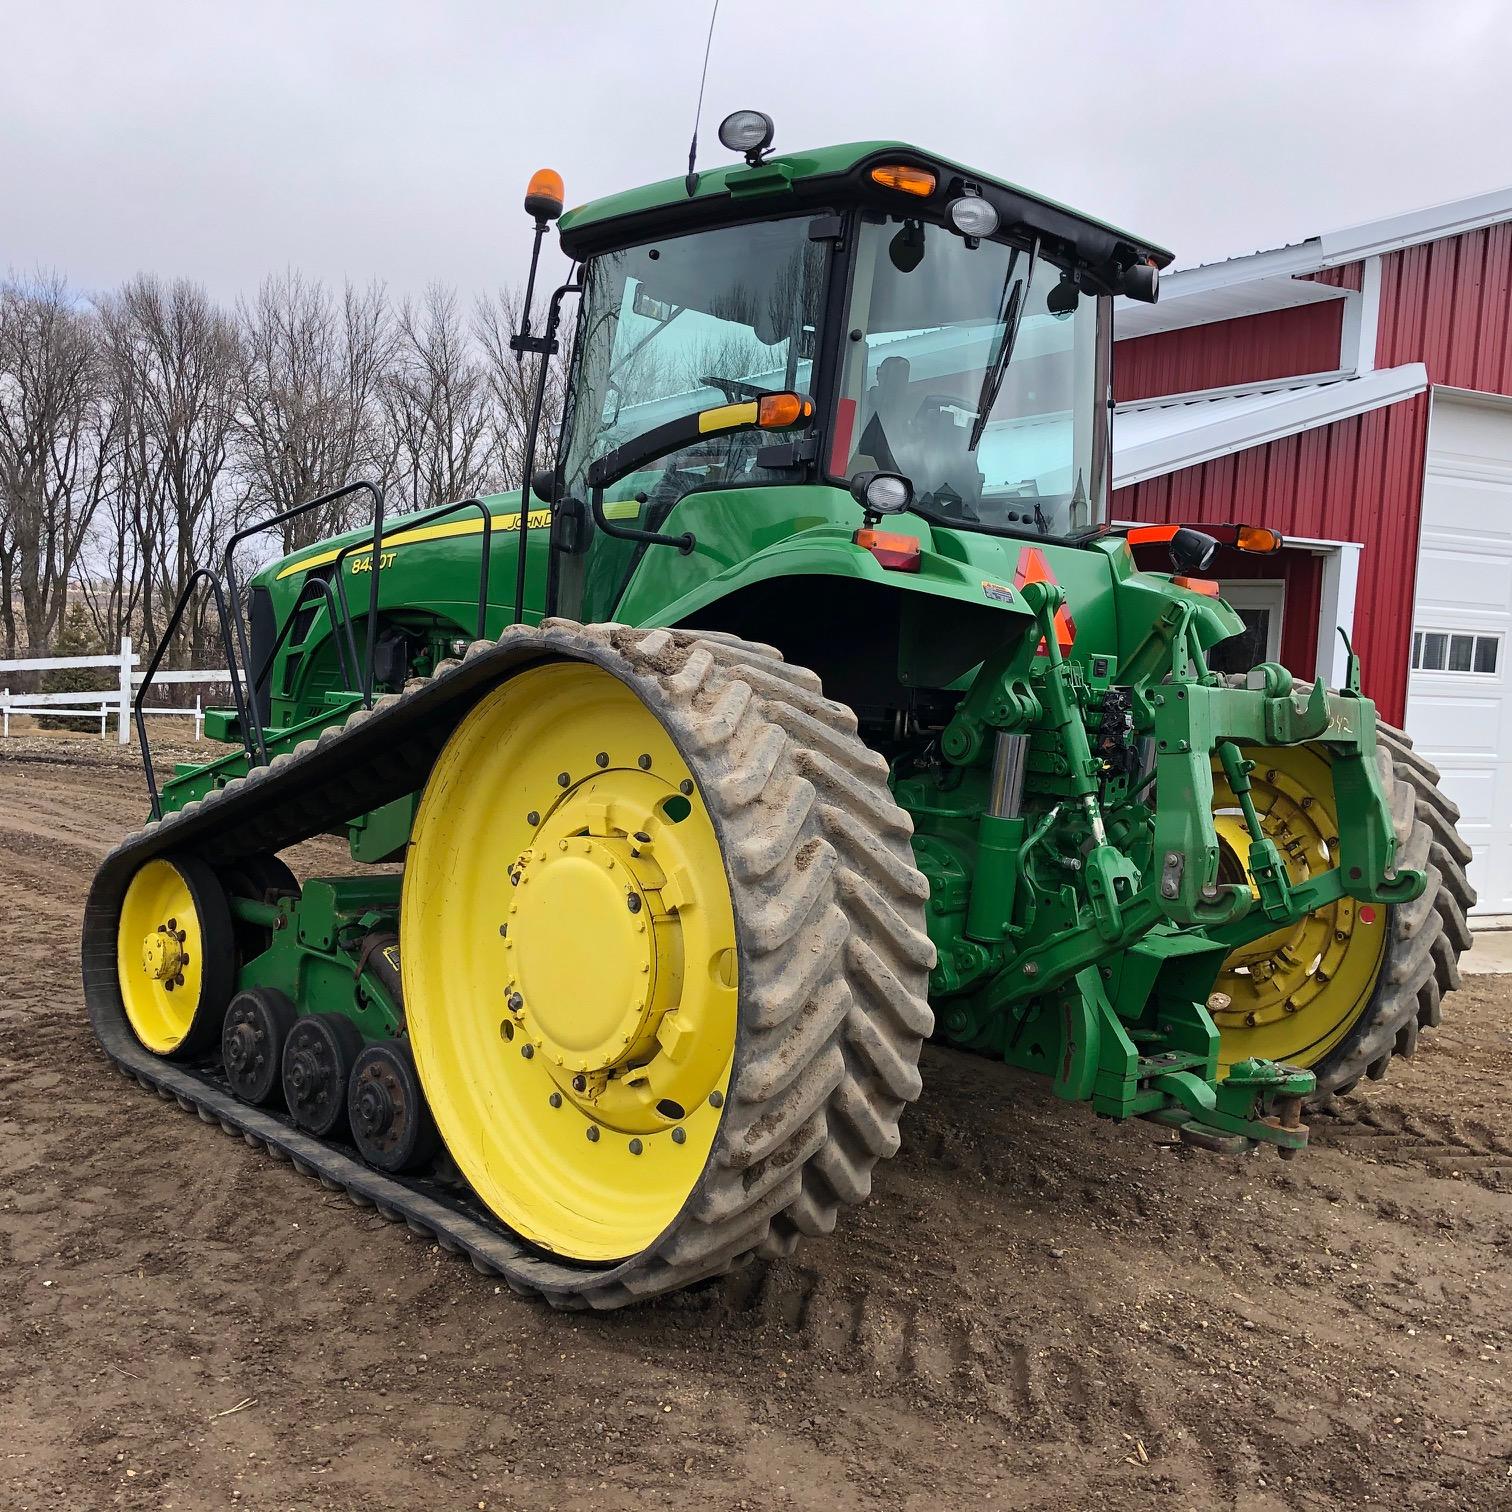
[591,484,696,556]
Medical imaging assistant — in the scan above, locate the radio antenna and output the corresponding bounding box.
[684,0,721,197]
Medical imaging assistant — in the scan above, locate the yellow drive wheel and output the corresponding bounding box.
[115,854,235,1058]
[401,625,935,1289]
[1210,743,1388,1073]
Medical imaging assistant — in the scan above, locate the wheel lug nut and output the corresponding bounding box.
[637,754,652,770]
[626,894,642,913]
[572,1074,587,1092]
[521,1044,534,1059]
[595,752,609,768]
[586,1126,600,1143]
[548,1092,562,1108]
[679,779,693,796]
[557,771,571,787]
[671,1127,687,1145]
[709,1091,724,1108]
[629,1138,643,1155]
[508,992,524,1012]
[526,810,539,826]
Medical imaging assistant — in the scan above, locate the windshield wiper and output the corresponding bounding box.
[968,237,1039,452]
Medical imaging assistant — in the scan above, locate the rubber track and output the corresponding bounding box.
[1311,718,1476,1098]
[82,620,935,1309]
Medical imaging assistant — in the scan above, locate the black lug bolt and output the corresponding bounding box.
[521,1043,535,1060]
[709,1090,724,1109]
[499,924,508,937]
[671,1127,687,1145]
[586,1126,600,1143]
[595,752,609,769]
[626,893,642,914]
[679,779,694,796]
[637,754,652,770]
[572,1074,587,1093]
[548,1091,562,1108]
[508,992,524,1012]
[628,1138,643,1155]
[526,811,540,826]
[557,771,571,787]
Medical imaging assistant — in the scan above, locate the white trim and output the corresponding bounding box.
[1353,257,1381,375]
[1316,542,1362,687]
[1112,363,1428,489]
[1118,369,1352,412]
[1115,271,1346,341]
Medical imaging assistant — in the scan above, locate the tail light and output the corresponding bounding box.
[854,528,921,572]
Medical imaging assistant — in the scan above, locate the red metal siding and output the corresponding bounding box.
[1376,223,1512,392]
[1113,393,1429,723]
[1115,303,1345,402]
[1307,261,1365,292]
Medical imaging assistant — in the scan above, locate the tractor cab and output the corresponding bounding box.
[543,128,1170,630]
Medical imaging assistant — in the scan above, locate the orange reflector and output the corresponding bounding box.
[1236,524,1283,553]
[854,527,921,572]
[1125,524,1178,546]
[869,164,937,197]
[524,168,565,221]
[757,391,812,428]
[1173,575,1221,597]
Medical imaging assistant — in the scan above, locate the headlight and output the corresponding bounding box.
[718,109,775,158]
[850,470,913,515]
[948,195,999,238]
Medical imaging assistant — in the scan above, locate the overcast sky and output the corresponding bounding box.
[4,0,1511,305]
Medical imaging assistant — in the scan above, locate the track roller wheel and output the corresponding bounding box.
[400,622,934,1300]
[222,987,297,1105]
[283,1013,364,1137]
[349,1040,439,1173]
[115,854,235,1058]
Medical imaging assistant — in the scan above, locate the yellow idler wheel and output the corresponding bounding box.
[115,854,235,1059]
[401,623,935,1298]
[1211,723,1474,1098]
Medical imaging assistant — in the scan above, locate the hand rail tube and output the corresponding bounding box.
[248,575,360,713]
[220,480,385,761]
[135,569,247,820]
[328,496,493,697]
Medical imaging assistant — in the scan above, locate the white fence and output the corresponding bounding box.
[0,637,232,744]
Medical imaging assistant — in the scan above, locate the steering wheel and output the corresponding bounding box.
[700,374,769,405]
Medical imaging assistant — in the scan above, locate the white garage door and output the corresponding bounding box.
[1405,391,1512,919]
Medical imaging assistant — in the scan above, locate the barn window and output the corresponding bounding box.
[1412,630,1500,675]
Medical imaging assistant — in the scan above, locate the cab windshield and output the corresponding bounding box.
[834,215,1110,536]
[561,217,827,509]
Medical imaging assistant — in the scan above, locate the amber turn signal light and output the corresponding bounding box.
[757,392,813,428]
[854,527,921,572]
[869,164,937,197]
[524,168,565,223]
[1235,524,1283,553]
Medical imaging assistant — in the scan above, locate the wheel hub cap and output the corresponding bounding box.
[141,927,184,982]
[508,835,675,1076]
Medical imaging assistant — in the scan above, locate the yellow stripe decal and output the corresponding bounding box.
[276,497,644,580]
[697,400,758,434]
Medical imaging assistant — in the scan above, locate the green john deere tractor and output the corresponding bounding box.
[84,114,1474,1308]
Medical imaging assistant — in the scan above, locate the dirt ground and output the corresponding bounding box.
[1,740,1509,1511]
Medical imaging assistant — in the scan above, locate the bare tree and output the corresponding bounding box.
[100,274,240,664]
[379,284,496,511]
[233,272,394,551]
[473,285,573,491]
[0,271,114,656]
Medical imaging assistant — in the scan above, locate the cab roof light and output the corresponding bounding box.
[854,527,921,572]
[869,164,937,198]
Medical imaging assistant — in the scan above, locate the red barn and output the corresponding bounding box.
[1111,189,1512,921]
